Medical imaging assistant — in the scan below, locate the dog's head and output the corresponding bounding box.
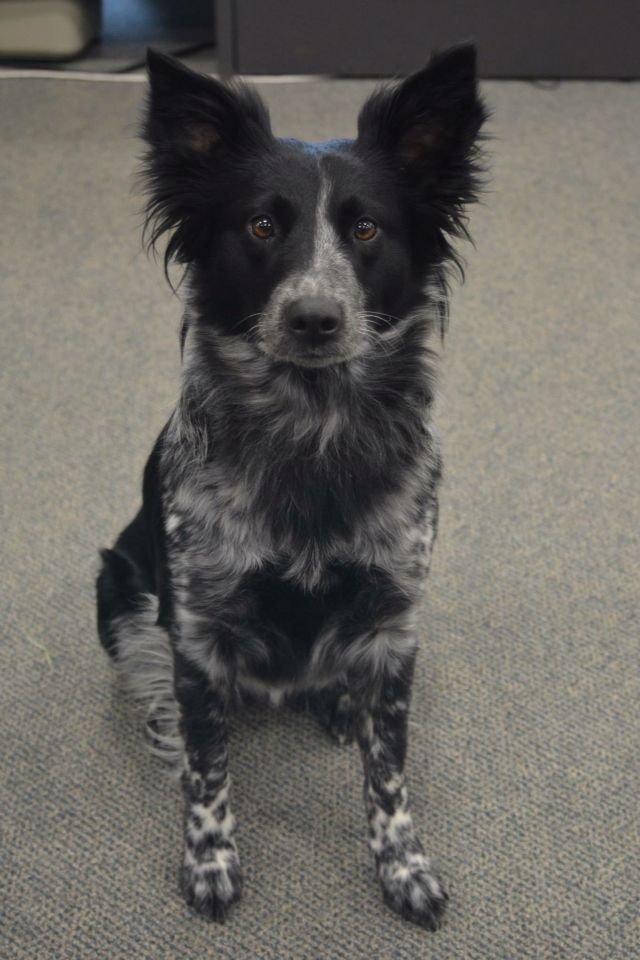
[143,47,487,369]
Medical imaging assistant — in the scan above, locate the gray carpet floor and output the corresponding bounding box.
[1,75,639,959]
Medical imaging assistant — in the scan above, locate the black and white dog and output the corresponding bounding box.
[97,46,486,929]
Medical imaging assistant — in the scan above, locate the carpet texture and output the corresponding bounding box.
[1,75,639,959]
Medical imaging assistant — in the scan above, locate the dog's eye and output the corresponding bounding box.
[250,215,274,239]
[353,218,377,241]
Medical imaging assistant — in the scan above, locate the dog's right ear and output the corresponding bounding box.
[142,51,272,272]
[144,49,272,157]
[356,45,487,224]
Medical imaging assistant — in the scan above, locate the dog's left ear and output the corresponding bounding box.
[144,48,272,157]
[356,45,487,211]
[141,51,273,272]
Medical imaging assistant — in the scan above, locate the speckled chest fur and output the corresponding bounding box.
[159,339,442,699]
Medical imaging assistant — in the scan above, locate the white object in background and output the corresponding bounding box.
[0,0,100,59]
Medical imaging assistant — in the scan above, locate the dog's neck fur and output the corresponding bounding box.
[177,303,436,462]
[163,296,440,564]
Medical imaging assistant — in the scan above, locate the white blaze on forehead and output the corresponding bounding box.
[285,175,360,303]
[259,165,367,362]
[309,179,343,288]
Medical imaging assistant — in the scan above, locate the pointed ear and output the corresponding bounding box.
[356,44,487,210]
[141,51,273,273]
[144,48,272,157]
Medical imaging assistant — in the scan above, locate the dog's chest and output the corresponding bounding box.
[235,561,404,685]
[166,451,432,595]
[164,468,430,687]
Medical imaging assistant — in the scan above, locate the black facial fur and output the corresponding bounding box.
[97,45,487,929]
[142,46,487,350]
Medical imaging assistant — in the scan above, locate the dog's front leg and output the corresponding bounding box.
[354,653,448,930]
[173,649,242,921]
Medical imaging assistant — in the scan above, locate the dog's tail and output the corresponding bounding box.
[96,547,183,769]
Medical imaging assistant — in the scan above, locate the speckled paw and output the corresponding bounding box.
[181,848,243,922]
[378,853,448,930]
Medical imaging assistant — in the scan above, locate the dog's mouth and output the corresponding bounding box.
[256,340,355,369]
[252,294,368,370]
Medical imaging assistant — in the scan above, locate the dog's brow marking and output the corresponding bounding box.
[258,167,367,364]
[295,175,351,298]
[311,177,338,281]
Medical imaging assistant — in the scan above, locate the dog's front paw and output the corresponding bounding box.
[181,845,242,922]
[377,849,448,930]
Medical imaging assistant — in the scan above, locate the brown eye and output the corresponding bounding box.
[353,218,377,241]
[251,215,274,239]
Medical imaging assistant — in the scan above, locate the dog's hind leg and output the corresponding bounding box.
[289,684,355,745]
[96,534,182,766]
[97,506,155,657]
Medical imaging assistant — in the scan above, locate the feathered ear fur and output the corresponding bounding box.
[357,44,488,247]
[141,50,273,273]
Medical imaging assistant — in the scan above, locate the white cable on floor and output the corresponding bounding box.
[0,68,326,83]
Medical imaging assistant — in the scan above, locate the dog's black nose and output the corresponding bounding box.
[285,296,344,344]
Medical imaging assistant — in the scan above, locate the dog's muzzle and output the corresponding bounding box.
[283,296,345,351]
